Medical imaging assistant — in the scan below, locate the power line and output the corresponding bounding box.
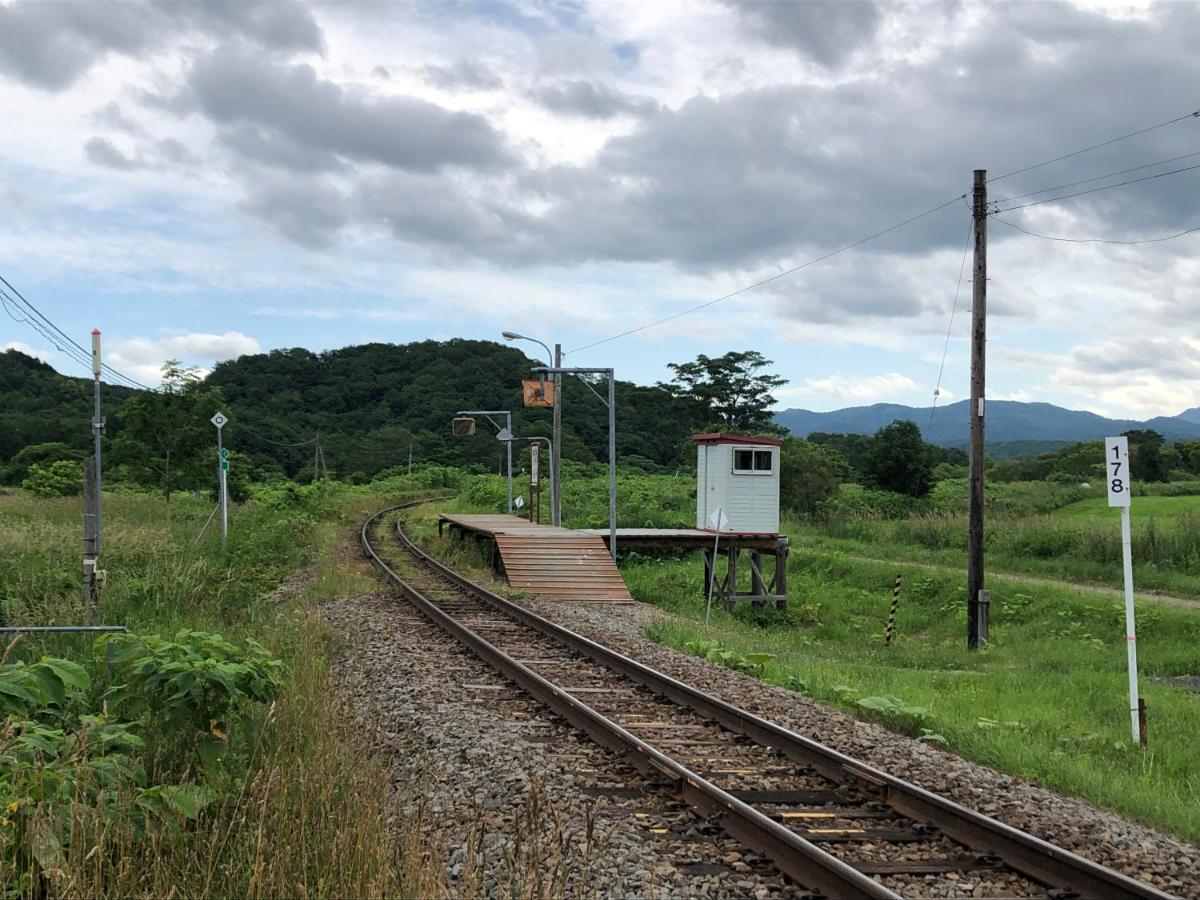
[990,149,1200,205]
[988,109,1200,183]
[928,217,973,431]
[569,109,1200,356]
[0,273,152,390]
[993,163,1200,213]
[234,424,320,448]
[568,192,968,354]
[991,215,1200,245]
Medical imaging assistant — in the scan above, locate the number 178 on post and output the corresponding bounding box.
[1105,436,1131,508]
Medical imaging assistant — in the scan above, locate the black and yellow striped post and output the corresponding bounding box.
[884,574,903,646]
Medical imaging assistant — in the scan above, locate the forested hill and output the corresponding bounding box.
[0,341,706,480]
[0,349,135,463]
[205,340,704,478]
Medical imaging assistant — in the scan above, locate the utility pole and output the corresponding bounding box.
[552,343,562,526]
[967,169,988,650]
[408,442,413,475]
[82,458,98,623]
[90,329,103,555]
[534,365,616,560]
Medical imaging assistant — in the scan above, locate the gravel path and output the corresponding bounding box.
[518,595,1199,897]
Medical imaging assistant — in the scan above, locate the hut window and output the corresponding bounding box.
[733,449,773,474]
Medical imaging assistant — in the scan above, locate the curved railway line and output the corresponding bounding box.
[361,502,1174,900]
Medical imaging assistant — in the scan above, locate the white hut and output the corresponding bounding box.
[692,433,782,534]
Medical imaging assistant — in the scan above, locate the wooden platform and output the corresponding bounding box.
[580,527,784,551]
[438,514,633,602]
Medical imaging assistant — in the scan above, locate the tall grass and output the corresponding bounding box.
[0,487,445,897]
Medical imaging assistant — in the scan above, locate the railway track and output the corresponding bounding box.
[361,503,1173,900]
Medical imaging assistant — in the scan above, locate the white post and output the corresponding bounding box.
[218,428,228,548]
[212,411,230,549]
[1120,504,1139,743]
[1105,435,1139,744]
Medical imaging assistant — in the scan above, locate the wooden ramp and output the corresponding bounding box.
[438,514,632,601]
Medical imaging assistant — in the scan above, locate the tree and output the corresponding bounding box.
[779,438,841,515]
[113,361,225,500]
[1,441,79,486]
[1123,429,1168,483]
[661,350,787,434]
[864,420,934,497]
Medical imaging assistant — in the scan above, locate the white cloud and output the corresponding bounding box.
[107,331,260,383]
[780,372,920,404]
[2,340,50,360]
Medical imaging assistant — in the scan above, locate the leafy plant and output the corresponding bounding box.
[0,657,89,717]
[681,639,775,676]
[100,630,285,776]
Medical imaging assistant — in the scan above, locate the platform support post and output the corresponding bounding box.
[725,545,739,612]
[750,551,766,603]
[774,538,789,610]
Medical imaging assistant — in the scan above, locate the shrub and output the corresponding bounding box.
[21,460,83,497]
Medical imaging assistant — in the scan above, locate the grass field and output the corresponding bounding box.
[1052,494,1200,521]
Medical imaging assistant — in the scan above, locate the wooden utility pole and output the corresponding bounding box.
[967,169,988,650]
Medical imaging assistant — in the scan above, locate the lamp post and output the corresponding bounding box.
[456,410,514,514]
[502,331,561,526]
[532,365,616,561]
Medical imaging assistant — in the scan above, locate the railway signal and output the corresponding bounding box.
[211,411,229,547]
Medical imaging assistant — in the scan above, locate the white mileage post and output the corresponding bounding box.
[1105,436,1141,744]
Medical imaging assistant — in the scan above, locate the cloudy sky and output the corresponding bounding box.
[0,0,1197,418]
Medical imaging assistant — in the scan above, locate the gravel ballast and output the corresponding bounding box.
[517,595,1199,897]
[322,518,1197,898]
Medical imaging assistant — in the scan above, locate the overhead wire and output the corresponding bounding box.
[568,192,968,354]
[928,217,974,432]
[993,163,1200,213]
[569,107,1200,356]
[989,149,1200,205]
[991,215,1200,245]
[0,273,152,390]
[987,109,1200,183]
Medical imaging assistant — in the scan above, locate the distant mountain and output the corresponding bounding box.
[774,400,1200,447]
[1177,407,1200,424]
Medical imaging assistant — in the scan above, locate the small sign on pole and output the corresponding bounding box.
[522,379,556,408]
[212,412,229,548]
[1105,436,1141,744]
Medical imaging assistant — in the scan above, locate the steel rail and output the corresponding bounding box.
[363,503,1172,900]
[363,504,894,898]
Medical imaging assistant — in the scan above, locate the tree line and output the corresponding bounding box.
[5,342,1188,507]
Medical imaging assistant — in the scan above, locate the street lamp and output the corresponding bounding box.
[503,330,561,526]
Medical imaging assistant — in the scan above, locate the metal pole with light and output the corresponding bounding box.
[502,331,561,526]
[456,409,513,514]
[90,329,103,555]
[532,366,616,561]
